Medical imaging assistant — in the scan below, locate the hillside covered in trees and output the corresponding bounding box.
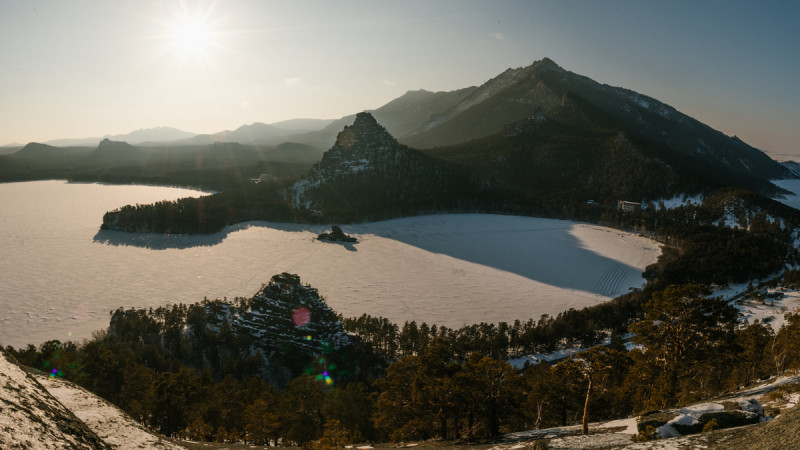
[100,111,797,235]
[0,139,319,192]
[10,267,800,445]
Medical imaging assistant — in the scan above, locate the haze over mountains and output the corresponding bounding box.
[34,119,336,148]
[6,57,796,236]
[8,59,788,170]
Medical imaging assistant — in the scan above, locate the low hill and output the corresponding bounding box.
[43,126,196,147]
[0,138,319,190]
[268,118,334,132]
[14,142,93,160]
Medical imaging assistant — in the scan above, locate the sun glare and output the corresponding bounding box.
[173,18,211,55]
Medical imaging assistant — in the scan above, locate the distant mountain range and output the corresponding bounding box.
[35,119,335,148]
[282,59,793,220]
[12,59,791,184]
[6,57,796,219]
[43,126,196,147]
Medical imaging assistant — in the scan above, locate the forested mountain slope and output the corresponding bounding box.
[399,59,791,190]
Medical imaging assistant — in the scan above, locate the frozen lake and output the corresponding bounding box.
[773,178,800,210]
[0,180,661,348]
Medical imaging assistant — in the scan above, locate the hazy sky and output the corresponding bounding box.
[1,1,798,158]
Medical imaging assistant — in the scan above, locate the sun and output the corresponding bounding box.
[172,18,211,55]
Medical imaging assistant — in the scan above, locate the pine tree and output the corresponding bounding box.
[243,397,280,445]
[629,283,738,406]
[457,354,521,437]
[570,347,630,435]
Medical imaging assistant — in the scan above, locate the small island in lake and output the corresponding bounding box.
[317,225,357,243]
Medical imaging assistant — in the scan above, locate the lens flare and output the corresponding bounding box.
[292,307,311,327]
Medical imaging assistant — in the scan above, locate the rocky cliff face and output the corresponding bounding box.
[286,112,403,208]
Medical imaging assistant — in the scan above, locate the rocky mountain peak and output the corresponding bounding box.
[334,112,396,149]
[91,138,138,160]
[531,57,562,71]
[97,138,133,150]
[317,113,405,174]
[285,114,464,214]
[287,114,409,208]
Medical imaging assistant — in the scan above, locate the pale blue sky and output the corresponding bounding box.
[1,1,798,158]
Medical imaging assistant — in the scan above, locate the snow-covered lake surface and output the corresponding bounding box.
[773,179,800,210]
[0,180,661,348]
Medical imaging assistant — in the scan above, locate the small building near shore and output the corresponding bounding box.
[617,200,641,212]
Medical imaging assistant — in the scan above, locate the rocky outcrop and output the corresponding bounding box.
[285,112,408,209]
[88,138,140,162]
[713,403,800,449]
[636,399,766,438]
[235,273,351,357]
[285,112,471,220]
[317,225,357,243]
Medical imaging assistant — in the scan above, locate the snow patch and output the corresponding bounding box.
[772,178,800,210]
[735,289,800,331]
[599,417,638,434]
[653,194,703,209]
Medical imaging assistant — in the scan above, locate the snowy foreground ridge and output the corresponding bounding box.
[40,375,181,449]
[0,349,105,448]
[0,349,178,449]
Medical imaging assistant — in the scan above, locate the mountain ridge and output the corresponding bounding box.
[17,58,794,176]
[397,59,790,184]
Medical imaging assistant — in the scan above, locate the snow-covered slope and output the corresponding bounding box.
[0,349,108,449]
[0,348,182,449]
[38,375,181,449]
